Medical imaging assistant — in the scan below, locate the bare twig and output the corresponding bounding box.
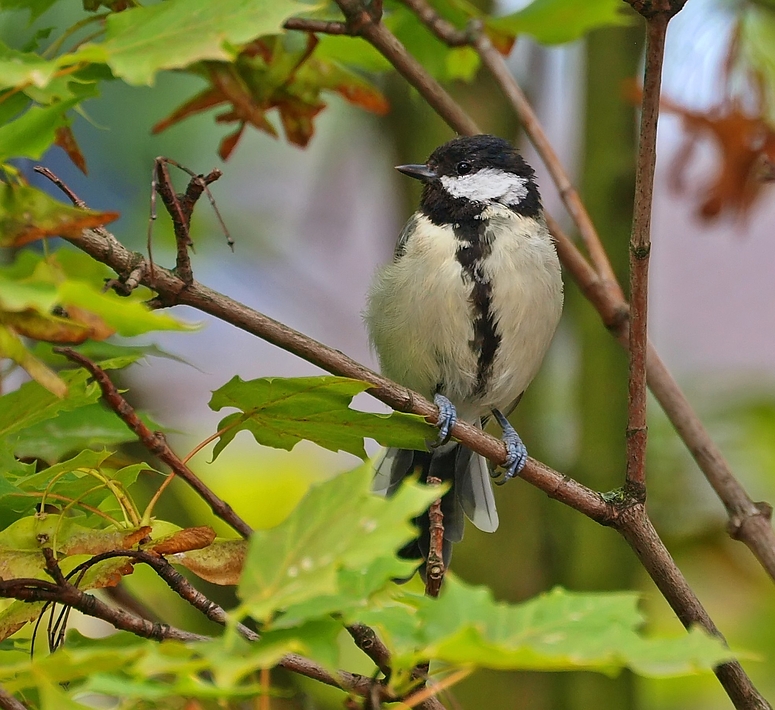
[625,14,670,493]
[53,347,253,539]
[333,0,480,136]
[424,475,445,598]
[283,17,351,35]
[347,624,392,678]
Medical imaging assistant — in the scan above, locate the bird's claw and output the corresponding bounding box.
[433,393,457,445]
[492,409,527,484]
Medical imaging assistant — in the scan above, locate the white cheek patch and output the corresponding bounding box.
[440,168,528,205]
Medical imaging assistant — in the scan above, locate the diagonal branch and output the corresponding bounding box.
[54,347,253,539]
[52,219,769,707]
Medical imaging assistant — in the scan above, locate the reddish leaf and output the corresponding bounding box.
[54,126,88,175]
[152,86,229,135]
[663,99,775,219]
[219,123,247,160]
[330,74,389,115]
[278,97,325,147]
[485,26,516,55]
[0,184,119,247]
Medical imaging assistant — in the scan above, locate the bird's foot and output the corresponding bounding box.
[433,393,457,445]
[491,409,527,484]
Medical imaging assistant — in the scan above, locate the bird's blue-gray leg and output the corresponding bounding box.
[433,393,457,445]
[492,409,527,481]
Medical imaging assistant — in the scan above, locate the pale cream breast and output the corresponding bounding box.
[365,214,479,402]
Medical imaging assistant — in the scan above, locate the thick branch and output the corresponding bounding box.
[54,347,253,539]
[59,227,612,525]
[625,15,669,491]
[614,505,770,709]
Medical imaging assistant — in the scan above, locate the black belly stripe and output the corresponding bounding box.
[453,218,501,396]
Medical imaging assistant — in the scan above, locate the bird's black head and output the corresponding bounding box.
[396,135,542,225]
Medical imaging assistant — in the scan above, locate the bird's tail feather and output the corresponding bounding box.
[373,432,499,569]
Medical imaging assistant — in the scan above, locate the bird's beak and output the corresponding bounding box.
[395,163,437,182]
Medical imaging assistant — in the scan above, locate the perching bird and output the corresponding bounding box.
[365,135,564,566]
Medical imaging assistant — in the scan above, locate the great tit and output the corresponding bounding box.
[365,134,564,565]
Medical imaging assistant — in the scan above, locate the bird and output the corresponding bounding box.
[364,134,564,567]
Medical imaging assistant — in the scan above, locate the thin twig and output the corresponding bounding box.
[283,18,351,35]
[424,475,445,598]
[152,158,195,284]
[625,15,669,493]
[67,549,259,641]
[53,347,253,539]
[347,624,392,678]
[333,0,480,136]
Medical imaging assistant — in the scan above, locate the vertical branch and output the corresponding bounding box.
[625,12,671,493]
[424,475,445,598]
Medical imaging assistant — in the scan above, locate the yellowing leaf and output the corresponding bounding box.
[172,539,247,585]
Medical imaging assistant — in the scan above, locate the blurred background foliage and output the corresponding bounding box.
[1,0,775,708]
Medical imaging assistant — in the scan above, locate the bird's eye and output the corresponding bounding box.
[456,161,472,175]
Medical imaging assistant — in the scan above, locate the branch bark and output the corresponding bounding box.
[625,14,669,493]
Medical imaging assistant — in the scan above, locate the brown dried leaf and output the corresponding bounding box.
[149,525,216,555]
[54,126,87,175]
[219,123,246,160]
[629,83,775,220]
[152,86,229,135]
[172,539,246,586]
